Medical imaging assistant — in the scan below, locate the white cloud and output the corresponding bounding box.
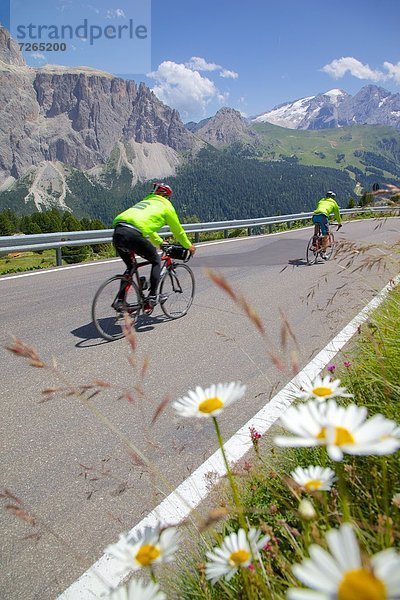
[322,56,400,85]
[322,57,384,81]
[106,8,126,18]
[220,69,239,79]
[383,61,400,84]
[149,56,239,119]
[186,56,220,72]
[31,52,46,61]
[218,91,230,104]
[186,56,239,79]
[148,61,223,119]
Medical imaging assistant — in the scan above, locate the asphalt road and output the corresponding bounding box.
[1,218,399,599]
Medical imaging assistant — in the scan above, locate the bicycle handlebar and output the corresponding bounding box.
[330,223,342,231]
[161,244,192,262]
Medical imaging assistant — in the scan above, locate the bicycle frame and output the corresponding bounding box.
[313,222,322,237]
[125,251,174,300]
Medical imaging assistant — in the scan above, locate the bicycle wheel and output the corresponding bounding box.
[92,275,141,341]
[325,233,335,260]
[159,263,195,319]
[306,237,318,265]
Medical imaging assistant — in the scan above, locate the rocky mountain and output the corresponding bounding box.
[0,27,202,210]
[253,86,400,130]
[338,86,400,128]
[185,107,259,147]
[0,25,25,66]
[1,24,399,222]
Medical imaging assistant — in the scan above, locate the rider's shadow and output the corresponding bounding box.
[286,258,308,267]
[71,313,168,347]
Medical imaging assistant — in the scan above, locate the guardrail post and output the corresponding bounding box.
[248,227,252,236]
[287,221,291,229]
[223,230,228,239]
[195,232,200,243]
[268,224,273,234]
[56,248,62,266]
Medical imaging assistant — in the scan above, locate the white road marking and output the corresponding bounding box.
[58,273,400,599]
[0,225,314,282]
[0,258,121,281]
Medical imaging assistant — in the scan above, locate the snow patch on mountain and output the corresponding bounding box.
[251,86,400,130]
[323,89,347,105]
[253,96,315,128]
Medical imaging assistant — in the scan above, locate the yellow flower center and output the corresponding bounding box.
[198,396,224,414]
[317,426,355,446]
[304,479,322,491]
[334,426,355,446]
[338,568,386,600]
[229,549,250,566]
[313,386,333,397]
[135,544,160,567]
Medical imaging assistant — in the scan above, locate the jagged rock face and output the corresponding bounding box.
[338,85,400,128]
[0,27,26,66]
[188,107,259,147]
[0,27,199,187]
[253,86,400,130]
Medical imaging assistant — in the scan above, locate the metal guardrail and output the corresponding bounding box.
[0,206,397,266]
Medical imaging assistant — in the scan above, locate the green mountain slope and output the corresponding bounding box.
[253,122,400,187]
[0,146,358,224]
[161,146,356,222]
[3,123,399,225]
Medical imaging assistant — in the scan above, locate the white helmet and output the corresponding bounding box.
[326,191,336,198]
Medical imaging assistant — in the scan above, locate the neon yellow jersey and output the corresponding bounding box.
[313,197,342,223]
[113,194,192,248]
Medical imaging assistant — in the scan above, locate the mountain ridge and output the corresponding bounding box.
[252,85,400,130]
[0,27,202,210]
[185,107,259,147]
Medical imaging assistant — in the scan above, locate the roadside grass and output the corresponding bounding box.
[340,285,400,421]
[0,245,115,275]
[0,249,56,274]
[165,285,400,598]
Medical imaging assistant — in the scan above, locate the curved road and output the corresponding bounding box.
[1,218,399,599]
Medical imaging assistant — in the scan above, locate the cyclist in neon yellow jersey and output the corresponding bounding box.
[113,182,196,308]
[312,191,342,257]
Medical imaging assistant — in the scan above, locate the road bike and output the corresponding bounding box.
[92,244,195,341]
[306,223,340,265]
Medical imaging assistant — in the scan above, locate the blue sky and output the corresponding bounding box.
[2,0,400,122]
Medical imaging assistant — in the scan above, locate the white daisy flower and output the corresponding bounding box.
[291,466,336,492]
[106,579,166,600]
[386,423,400,441]
[205,527,270,584]
[296,374,352,402]
[288,523,400,599]
[172,382,246,418]
[275,399,400,461]
[106,526,179,573]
